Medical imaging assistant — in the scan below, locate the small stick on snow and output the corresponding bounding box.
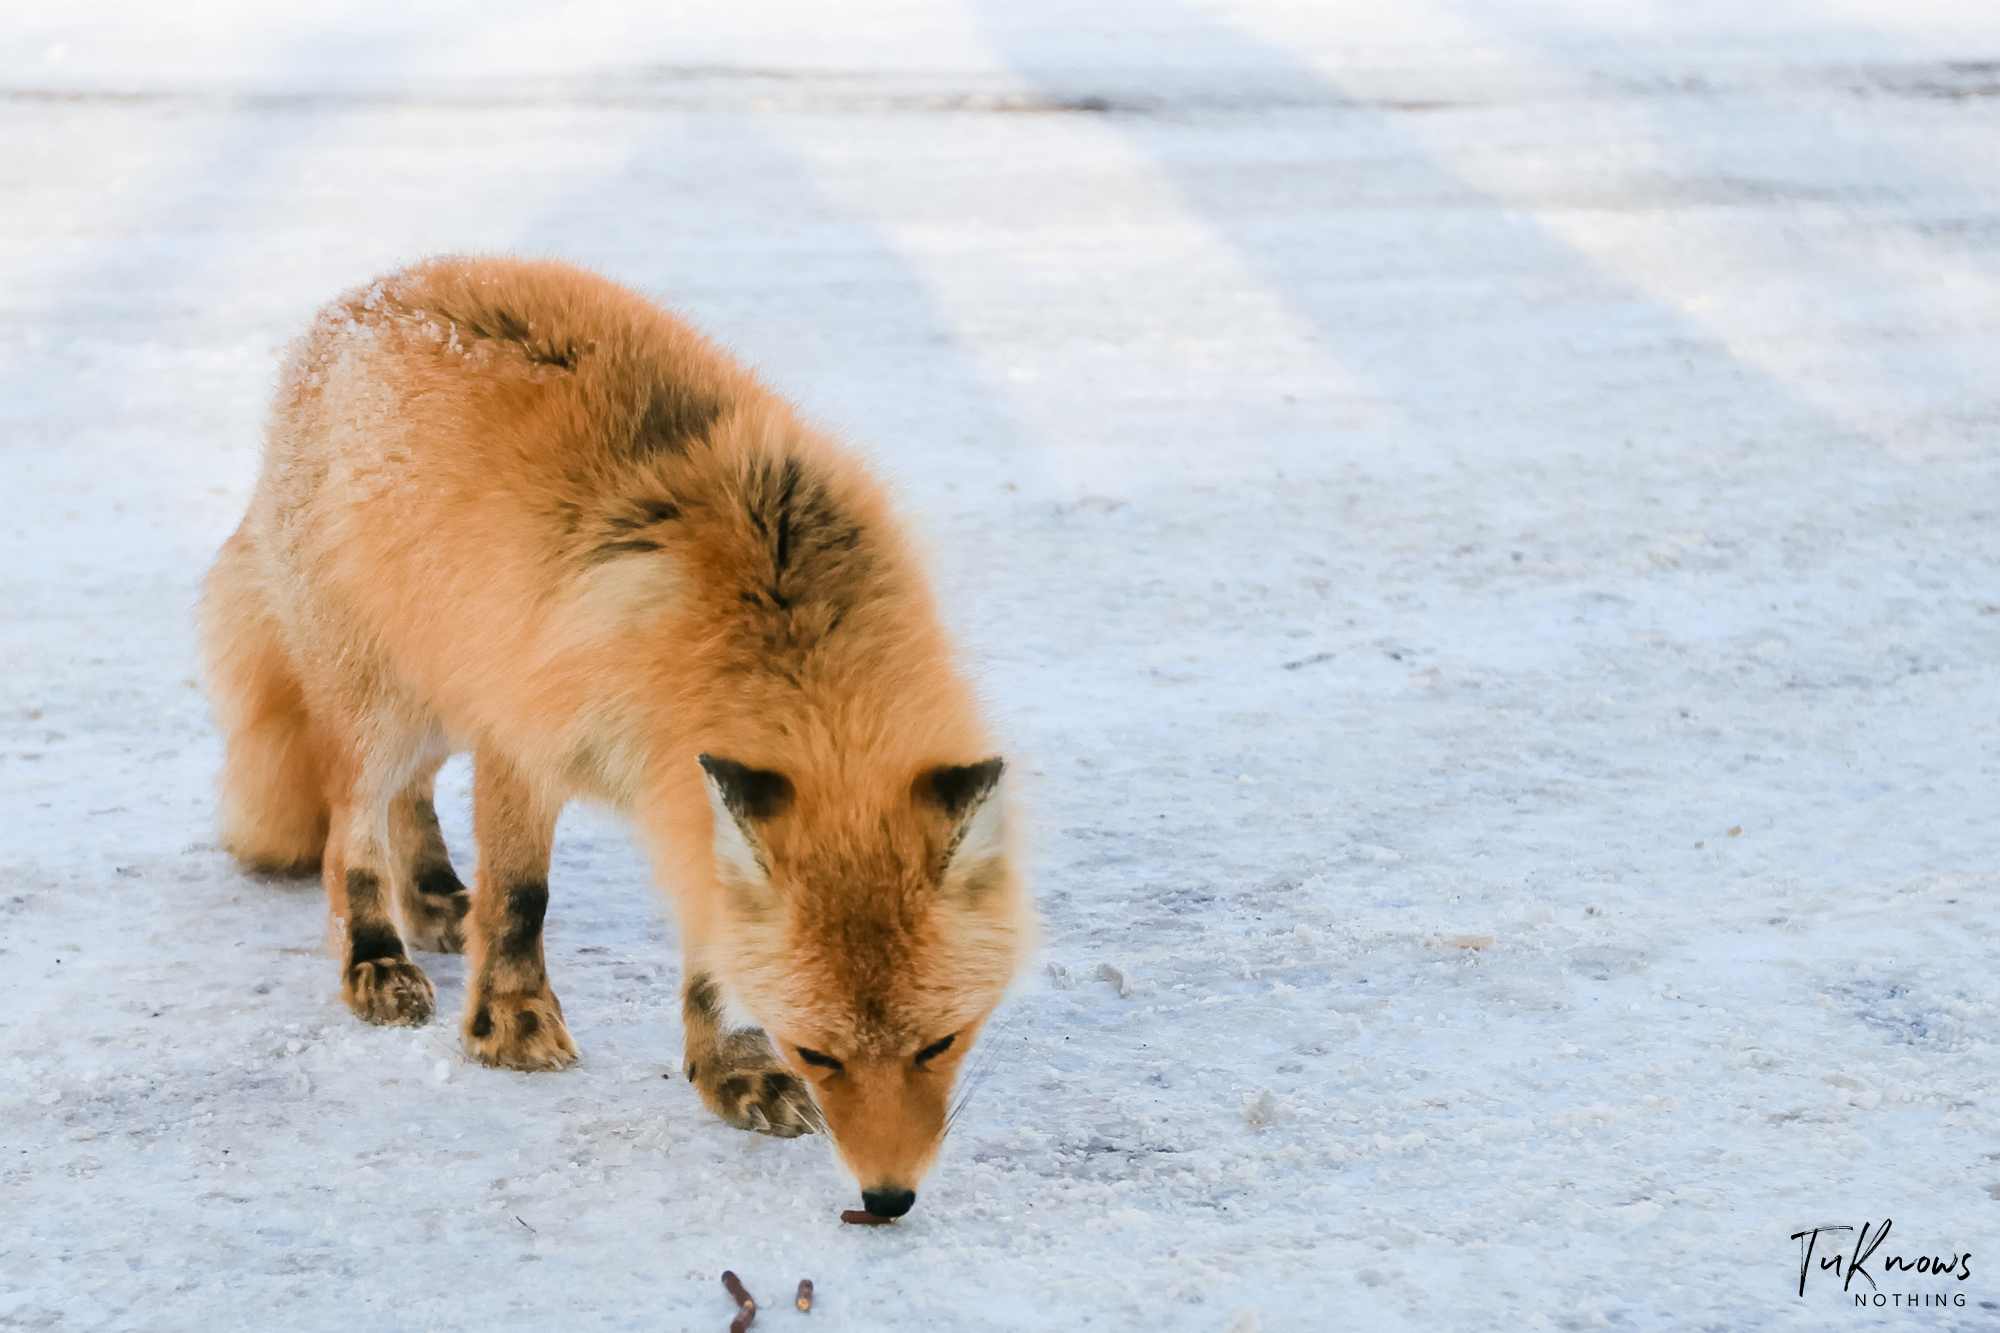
[840,1209,896,1226]
[721,1271,756,1332]
[795,1279,813,1312]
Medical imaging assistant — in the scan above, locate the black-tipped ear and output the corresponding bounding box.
[923,757,1004,819]
[697,754,792,820]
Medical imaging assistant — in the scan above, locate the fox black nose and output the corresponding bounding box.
[860,1188,916,1219]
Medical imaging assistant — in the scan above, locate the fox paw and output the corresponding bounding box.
[344,958,435,1027]
[402,890,470,954]
[691,1057,820,1137]
[464,992,578,1071]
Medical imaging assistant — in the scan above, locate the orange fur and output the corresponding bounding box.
[199,528,332,875]
[199,257,1031,1206]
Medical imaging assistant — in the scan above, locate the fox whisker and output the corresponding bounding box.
[942,1011,1018,1142]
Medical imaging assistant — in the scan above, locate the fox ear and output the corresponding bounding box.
[698,755,790,900]
[926,757,1003,822]
[921,758,1007,891]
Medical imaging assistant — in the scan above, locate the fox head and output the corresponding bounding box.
[697,751,1028,1216]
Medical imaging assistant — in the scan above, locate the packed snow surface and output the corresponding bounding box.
[4,2,1999,1329]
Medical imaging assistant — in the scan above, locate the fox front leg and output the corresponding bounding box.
[461,749,577,1070]
[681,973,819,1137]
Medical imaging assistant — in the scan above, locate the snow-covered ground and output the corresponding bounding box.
[4,2,1999,1328]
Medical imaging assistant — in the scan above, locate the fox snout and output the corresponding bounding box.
[860,1187,917,1218]
[779,1030,978,1217]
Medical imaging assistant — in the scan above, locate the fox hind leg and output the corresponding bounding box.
[681,973,819,1137]
[325,794,436,1027]
[316,713,441,1026]
[390,767,471,953]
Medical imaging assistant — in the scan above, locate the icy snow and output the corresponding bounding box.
[4,2,1999,1329]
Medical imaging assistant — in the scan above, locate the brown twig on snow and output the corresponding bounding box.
[840,1209,897,1226]
[794,1279,814,1312]
[721,1271,756,1332]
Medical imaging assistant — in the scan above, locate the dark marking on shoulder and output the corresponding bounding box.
[415,863,465,898]
[440,303,588,369]
[772,457,801,574]
[924,758,1005,819]
[591,497,685,564]
[588,538,664,564]
[469,306,533,345]
[531,344,583,370]
[633,379,725,457]
[697,755,792,821]
[605,498,682,535]
[500,881,549,958]
[736,454,867,626]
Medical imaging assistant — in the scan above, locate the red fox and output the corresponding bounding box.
[199,257,1029,1218]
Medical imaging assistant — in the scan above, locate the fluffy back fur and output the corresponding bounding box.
[200,256,1030,1210]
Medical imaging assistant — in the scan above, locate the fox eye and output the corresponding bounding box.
[914,1033,956,1065]
[796,1046,843,1072]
